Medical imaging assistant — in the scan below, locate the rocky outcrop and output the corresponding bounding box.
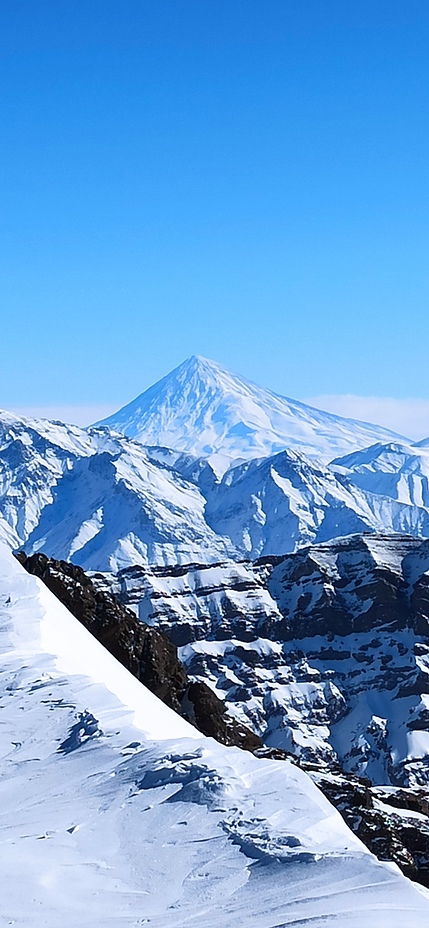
[312,771,429,888]
[16,552,260,751]
[109,535,429,787]
[182,681,260,751]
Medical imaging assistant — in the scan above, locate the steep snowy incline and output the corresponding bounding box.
[0,410,237,569]
[331,441,429,508]
[2,544,429,926]
[202,448,429,560]
[94,355,408,467]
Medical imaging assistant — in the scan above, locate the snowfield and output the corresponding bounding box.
[1,545,429,926]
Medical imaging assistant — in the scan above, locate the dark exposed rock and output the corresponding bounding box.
[16,551,260,752]
[58,711,102,754]
[182,681,260,751]
[311,769,429,888]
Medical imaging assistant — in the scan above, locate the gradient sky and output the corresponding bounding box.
[1,2,428,434]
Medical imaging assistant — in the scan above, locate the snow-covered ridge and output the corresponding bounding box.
[0,410,237,569]
[3,407,429,570]
[332,440,429,508]
[94,355,409,466]
[4,544,429,925]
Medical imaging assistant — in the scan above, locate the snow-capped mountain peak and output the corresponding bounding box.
[94,355,409,467]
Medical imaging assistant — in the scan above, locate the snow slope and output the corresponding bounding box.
[332,440,429,508]
[4,408,429,569]
[1,544,429,926]
[0,410,237,569]
[94,355,408,467]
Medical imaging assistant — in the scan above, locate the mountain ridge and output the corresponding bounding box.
[3,407,429,570]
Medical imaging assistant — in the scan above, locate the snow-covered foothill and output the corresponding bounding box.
[2,544,429,926]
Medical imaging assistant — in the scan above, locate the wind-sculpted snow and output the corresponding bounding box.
[94,355,408,467]
[3,547,429,925]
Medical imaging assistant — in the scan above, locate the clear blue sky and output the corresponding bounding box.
[1,1,428,424]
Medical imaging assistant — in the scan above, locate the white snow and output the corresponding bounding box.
[4,397,429,570]
[1,544,429,925]
[94,355,409,467]
[0,411,238,569]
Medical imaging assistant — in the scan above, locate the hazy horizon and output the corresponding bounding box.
[1,2,427,425]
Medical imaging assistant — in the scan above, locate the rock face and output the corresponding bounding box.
[117,558,282,645]
[16,552,259,752]
[110,534,429,788]
[312,769,429,888]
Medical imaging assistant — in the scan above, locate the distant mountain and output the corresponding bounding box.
[201,446,429,560]
[331,441,429,507]
[414,436,429,448]
[0,410,236,570]
[94,355,409,469]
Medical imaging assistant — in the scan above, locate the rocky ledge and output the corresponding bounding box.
[15,552,259,753]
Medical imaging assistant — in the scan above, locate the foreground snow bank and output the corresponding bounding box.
[0,545,428,927]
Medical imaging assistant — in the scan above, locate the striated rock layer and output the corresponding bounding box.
[110,534,429,788]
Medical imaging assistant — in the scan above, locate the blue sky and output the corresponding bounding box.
[1,1,428,435]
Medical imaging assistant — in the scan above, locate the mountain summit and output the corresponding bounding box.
[94,356,408,466]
